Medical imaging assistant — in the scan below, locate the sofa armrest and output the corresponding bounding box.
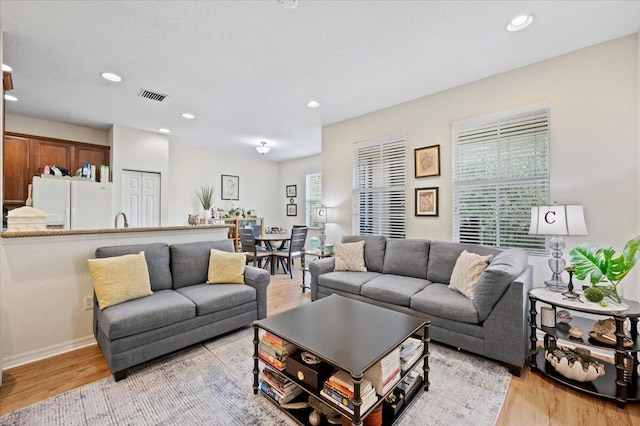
[243,266,271,319]
[309,257,336,300]
[482,265,533,372]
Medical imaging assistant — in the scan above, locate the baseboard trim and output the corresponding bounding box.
[2,335,97,370]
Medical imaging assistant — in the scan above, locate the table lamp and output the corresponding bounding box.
[313,206,333,250]
[529,204,588,292]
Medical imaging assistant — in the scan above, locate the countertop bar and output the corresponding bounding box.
[1,224,233,238]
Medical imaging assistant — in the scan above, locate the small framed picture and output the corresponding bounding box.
[286,185,297,198]
[415,145,441,178]
[415,187,439,216]
[221,175,239,200]
[287,204,297,217]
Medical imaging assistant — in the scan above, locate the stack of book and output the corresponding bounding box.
[399,337,424,374]
[364,347,401,395]
[258,331,296,371]
[260,367,303,405]
[321,369,378,414]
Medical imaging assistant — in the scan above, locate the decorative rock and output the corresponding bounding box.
[556,310,573,323]
[568,326,583,338]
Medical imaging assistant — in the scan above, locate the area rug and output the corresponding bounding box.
[1,327,511,425]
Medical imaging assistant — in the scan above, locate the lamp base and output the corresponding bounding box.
[545,279,568,293]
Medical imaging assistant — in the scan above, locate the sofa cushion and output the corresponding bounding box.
[207,249,246,284]
[176,283,256,316]
[361,275,430,307]
[318,271,382,295]
[88,251,153,309]
[410,283,480,324]
[426,241,500,285]
[382,239,430,279]
[474,248,529,321]
[171,240,235,289]
[334,240,367,272]
[95,242,172,291]
[341,235,387,273]
[97,290,196,340]
[448,250,492,299]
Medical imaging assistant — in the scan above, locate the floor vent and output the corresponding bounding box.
[138,89,168,102]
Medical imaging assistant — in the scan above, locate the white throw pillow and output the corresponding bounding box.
[448,250,492,299]
[334,240,367,272]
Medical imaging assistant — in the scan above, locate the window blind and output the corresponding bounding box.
[352,136,406,239]
[305,172,322,227]
[453,107,550,254]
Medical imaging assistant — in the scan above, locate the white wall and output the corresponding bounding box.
[277,154,322,230]
[323,35,639,300]
[167,142,280,227]
[5,113,109,146]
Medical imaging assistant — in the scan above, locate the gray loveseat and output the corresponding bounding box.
[92,239,270,381]
[309,236,532,375]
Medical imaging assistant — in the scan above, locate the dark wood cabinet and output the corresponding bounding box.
[2,132,110,206]
[3,135,31,205]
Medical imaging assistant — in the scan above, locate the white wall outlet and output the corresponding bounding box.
[84,296,94,311]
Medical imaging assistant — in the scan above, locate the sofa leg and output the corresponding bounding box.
[507,364,522,377]
[113,369,128,382]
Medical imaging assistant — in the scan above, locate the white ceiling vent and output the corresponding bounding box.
[138,89,168,102]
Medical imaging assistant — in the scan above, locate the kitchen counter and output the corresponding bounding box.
[0,224,233,238]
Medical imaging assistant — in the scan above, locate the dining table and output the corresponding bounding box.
[254,234,291,274]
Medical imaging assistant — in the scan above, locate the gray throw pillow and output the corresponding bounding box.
[473,248,528,321]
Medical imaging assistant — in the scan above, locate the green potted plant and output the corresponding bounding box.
[197,184,214,218]
[569,235,640,303]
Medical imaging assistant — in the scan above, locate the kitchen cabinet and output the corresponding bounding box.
[2,132,110,206]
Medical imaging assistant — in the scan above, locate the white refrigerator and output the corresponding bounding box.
[32,177,113,230]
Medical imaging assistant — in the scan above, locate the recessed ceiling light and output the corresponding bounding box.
[4,94,18,102]
[307,100,320,108]
[158,128,170,134]
[101,72,122,82]
[2,64,12,72]
[506,14,534,32]
[182,113,195,119]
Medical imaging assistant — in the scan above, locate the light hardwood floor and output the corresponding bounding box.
[1,270,639,424]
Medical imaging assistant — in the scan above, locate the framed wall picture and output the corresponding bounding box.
[287,204,297,217]
[221,175,239,200]
[415,187,439,216]
[415,145,441,178]
[286,185,297,198]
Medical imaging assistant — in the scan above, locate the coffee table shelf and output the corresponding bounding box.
[252,295,430,426]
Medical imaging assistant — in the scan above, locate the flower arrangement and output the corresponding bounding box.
[570,235,640,303]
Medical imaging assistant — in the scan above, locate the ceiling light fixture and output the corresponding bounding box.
[101,72,122,82]
[256,141,271,154]
[182,113,195,119]
[2,64,12,72]
[307,100,320,108]
[4,94,18,102]
[158,128,170,134]
[506,14,534,32]
[279,0,298,10]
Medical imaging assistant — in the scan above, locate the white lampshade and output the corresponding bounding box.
[313,206,333,224]
[528,205,588,236]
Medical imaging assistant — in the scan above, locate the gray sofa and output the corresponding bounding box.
[309,236,532,375]
[92,239,270,381]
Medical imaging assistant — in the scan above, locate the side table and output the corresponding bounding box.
[300,248,333,293]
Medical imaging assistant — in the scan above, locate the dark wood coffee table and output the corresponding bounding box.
[253,294,430,426]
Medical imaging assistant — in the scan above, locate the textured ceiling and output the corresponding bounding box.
[2,1,639,162]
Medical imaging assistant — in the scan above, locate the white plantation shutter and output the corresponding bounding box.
[353,136,406,239]
[306,172,322,227]
[453,107,550,254]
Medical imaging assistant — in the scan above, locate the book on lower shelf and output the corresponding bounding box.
[364,346,401,395]
[260,367,303,405]
[399,337,424,374]
[258,330,298,371]
[321,369,378,414]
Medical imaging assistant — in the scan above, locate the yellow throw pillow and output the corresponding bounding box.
[448,250,493,299]
[334,240,367,272]
[87,251,153,310]
[207,249,246,284]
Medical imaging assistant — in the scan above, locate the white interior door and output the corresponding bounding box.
[122,170,161,227]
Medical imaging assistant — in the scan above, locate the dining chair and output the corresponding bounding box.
[272,227,308,278]
[239,228,272,270]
